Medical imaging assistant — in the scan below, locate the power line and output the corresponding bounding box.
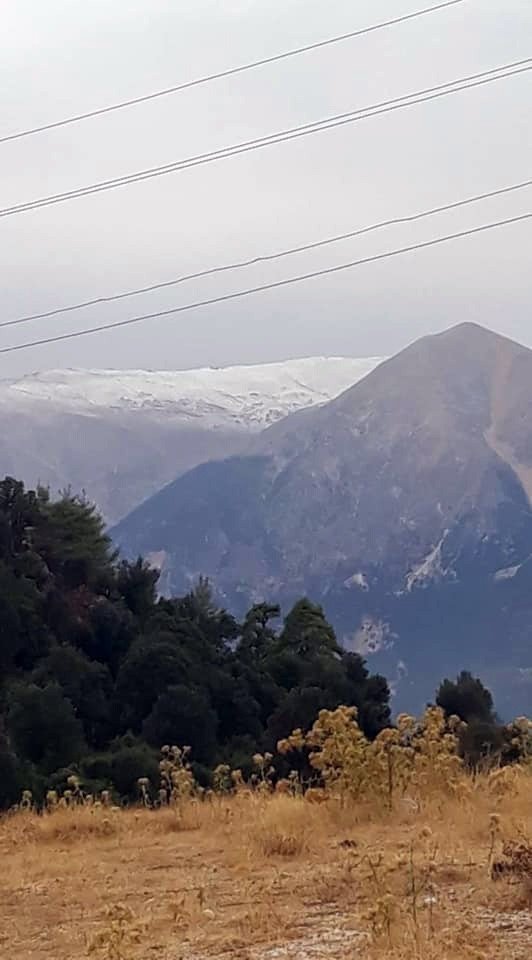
[2,212,529,355]
[2,58,530,220]
[0,0,467,145]
[4,177,532,330]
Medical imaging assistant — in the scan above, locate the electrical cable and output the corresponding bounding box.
[3,176,531,329]
[2,212,529,354]
[0,1,467,145]
[1,58,530,220]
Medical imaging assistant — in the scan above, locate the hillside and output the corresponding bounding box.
[113,323,532,713]
[0,356,381,523]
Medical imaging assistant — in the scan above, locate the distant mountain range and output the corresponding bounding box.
[113,324,532,714]
[0,356,381,523]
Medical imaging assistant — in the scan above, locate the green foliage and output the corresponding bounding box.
[436,670,496,724]
[7,683,86,774]
[116,636,192,732]
[459,719,504,767]
[239,603,280,661]
[32,646,113,746]
[0,477,391,808]
[34,490,115,590]
[276,598,340,661]
[0,742,26,806]
[116,557,158,622]
[435,672,512,768]
[266,686,331,752]
[108,740,160,799]
[143,684,218,763]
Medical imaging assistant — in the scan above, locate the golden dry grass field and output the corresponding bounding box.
[2,777,532,960]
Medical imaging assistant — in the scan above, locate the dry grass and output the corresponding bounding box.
[248,794,324,858]
[2,770,532,959]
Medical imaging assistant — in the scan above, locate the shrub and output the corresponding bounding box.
[279,705,463,809]
[109,743,159,799]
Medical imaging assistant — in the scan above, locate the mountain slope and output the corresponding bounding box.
[0,356,381,523]
[2,357,381,429]
[113,324,532,713]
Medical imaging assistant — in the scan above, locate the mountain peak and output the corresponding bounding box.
[330,323,531,413]
[436,320,495,339]
[430,321,528,351]
[113,323,532,711]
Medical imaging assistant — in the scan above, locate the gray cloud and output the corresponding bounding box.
[1,0,531,375]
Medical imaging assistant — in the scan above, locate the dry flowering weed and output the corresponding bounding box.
[278,705,464,810]
[2,717,532,959]
[88,903,146,960]
[159,744,196,802]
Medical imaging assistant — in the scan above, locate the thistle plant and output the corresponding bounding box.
[89,903,145,960]
[251,752,275,793]
[137,777,151,807]
[213,764,233,794]
[278,705,463,809]
[159,745,196,803]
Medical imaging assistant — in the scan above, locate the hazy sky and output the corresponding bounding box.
[1,0,531,376]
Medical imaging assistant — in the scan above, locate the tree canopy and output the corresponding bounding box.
[0,478,391,807]
[436,671,496,724]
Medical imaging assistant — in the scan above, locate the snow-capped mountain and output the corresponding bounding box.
[0,356,382,430]
[0,356,383,523]
[113,324,532,714]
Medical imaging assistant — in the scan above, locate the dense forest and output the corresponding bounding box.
[1,477,522,810]
[0,478,392,808]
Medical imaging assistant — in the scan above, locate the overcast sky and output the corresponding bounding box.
[1,0,531,376]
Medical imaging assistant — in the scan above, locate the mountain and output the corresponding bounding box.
[113,323,532,714]
[0,356,381,524]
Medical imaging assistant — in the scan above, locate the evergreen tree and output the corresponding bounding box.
[278,598,340,659]
[143,684,217,763]
[238,603,280,661]
[116,557,159,622]
[7,683,86,775]
[436,671,495,724]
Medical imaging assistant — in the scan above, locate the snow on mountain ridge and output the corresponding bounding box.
[0,356,384,430]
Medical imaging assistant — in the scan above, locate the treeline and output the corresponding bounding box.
[0,478,391,808]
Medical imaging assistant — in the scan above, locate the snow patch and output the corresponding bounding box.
[494,563,522,581]
[353,617,395,655]
[0,356,384,432]
[146,550,167,572]
[343,572,369,591]
[405,530,452,592]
